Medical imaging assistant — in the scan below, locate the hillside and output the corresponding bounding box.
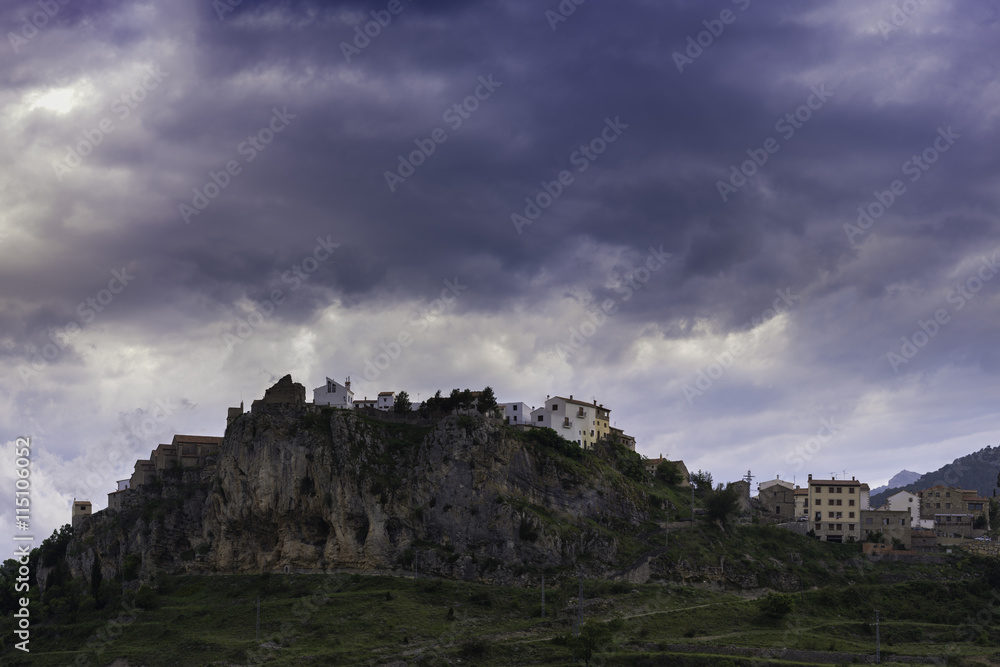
[870,446,1000,508]
[55,400,687,591]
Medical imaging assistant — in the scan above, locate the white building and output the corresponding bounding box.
[499,402,531,425]
[884,489,932,528]
[529,395,608,449]
[377,391,395,411]
[353,397,377,409]
[313,376,354,409]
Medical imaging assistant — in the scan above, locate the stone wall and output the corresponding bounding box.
[961,540,1000,557]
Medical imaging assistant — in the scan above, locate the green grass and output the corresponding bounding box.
[6,558,1000,666]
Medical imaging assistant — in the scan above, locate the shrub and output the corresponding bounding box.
[135,585,158,610]
[759,592,794,619]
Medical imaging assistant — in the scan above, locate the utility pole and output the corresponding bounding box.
[691,483,695,521]
[541,574,545,618]
[574,575,583,637]
[256,593,260,642]
[876,610,881,664]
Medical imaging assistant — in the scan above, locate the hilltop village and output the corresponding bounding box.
[70,374,995,558]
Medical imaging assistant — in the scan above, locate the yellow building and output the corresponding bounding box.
[807,474,864,542]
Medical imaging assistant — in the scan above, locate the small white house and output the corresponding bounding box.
[313,376,354,409]
[885,489,928,527]
[499,402,530,425]
[377,391,395,411]
[529,395,603,449]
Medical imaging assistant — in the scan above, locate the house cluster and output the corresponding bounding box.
[313,376,638,451]
[72,374,645,526]
[750,474,991,552]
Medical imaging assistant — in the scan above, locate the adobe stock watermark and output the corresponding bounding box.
[875,0,928,40]
[7,0,72,54]
[51,65,168,181]
[545,0,586,31]
[782,417,841,475]
[384,75,502,192]
[556,246,673,359]
[716,83,833,202]
[17,267,136,384]
[672,0,751,73]
[179,106,295,224]
[886,251,999,373]
[340,0,412,63]
[360,277,467,381]
[843,126,960,245]
[222,236,339,352]
[682,287,799,403]
[511,116,628,235]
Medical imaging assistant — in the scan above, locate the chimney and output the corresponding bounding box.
[808,474,812,481]
[570,394,573,400]
[345,377,351,391]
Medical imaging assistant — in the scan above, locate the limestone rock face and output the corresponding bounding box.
[65,406,650,587]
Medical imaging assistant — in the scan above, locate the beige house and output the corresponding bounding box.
[807,475,864,542]
[794,488,809,519]
[756,479,795,519]
[861,509,912,549]
[642,456,689,486]
[71,500,92,529]
[918,485,971,520]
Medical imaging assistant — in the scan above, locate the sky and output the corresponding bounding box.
[2,0,1000,551]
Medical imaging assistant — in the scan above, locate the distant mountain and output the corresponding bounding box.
[869,469,922,497]
[869,446,1000,509]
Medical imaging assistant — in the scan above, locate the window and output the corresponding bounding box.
[899,519,905,525]
[815,512,821,521]
[816,487,822,493]
[512,405,518,411]
[849,487,855,494]
[882,518,889,525]
[936,503,941,508]
[829,487,835,493]
[848,524,855,531]
[946,492,951,497]
[946,503,951,509]
[865,518,873,525]
[828,512,835,518]
[836,512,842,519]
[551,404,558,410]
[935,492,940,497]
[836,524,843,531]
[836,487,842,494]
[836,499,842,506]
[828,499,835,505]
[849,499,855,506]
[537,415,544,422]
[849,512,855,518]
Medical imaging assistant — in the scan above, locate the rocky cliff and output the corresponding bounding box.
[63,402,659,590]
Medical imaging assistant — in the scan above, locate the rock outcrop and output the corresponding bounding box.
[64,395,654,589]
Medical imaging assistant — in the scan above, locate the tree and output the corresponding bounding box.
[690,470,713,495]
[477,386,498,415]
[418,400,429,418]
[447,388,461,413]
[459,389,474,412]
[704,484,741,526]
[393,391,411,414]
[572,620,613,666]
[656,460,683,485]
[864,530,885,544]
[759,592,794,619]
